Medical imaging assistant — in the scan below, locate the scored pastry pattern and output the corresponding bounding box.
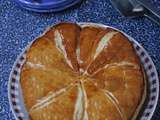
[18,23,145,120]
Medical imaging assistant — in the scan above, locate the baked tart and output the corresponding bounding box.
[20,23,145,120]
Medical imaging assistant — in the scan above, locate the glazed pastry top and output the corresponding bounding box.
[20,23,144,120]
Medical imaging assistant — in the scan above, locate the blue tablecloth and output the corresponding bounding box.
[0,0,160,119]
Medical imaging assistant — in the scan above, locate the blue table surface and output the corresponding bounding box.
[0,0,160,119]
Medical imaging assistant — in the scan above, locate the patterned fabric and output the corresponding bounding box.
[0,0,160,120]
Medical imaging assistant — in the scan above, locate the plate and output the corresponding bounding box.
[14,0,82,12]
[8,22,159,120]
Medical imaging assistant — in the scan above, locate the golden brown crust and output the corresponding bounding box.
[82,80,123,120]
[20,35,79,110]
[54,23,81,72]
[93,66,144,119]
[29,85,78,120]
[20,23,144,120]
[87,32,135,74]
[79,27,102,70]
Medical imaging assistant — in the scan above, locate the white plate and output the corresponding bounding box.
[8,22,159,120]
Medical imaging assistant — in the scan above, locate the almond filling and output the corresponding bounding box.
[81,81,89,120]
[26,62,45,69]
[76,44,83,64]
[83,31,118,76]
[94,31,118,59]
[73,83,85,120]
[92,61,139,76]
[54,30,74,69]
[73,81,88,120]
[104,90,127,120]
[29,85,71,112]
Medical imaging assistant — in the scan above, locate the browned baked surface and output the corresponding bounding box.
[20,23,144,120]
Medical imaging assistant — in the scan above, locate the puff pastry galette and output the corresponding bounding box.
[20,23,144,120]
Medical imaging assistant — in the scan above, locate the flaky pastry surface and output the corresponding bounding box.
[20,23,144,120]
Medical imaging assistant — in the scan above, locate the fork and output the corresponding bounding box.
[110,0,160,25]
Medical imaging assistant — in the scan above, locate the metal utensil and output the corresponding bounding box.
[110,0,160,25]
